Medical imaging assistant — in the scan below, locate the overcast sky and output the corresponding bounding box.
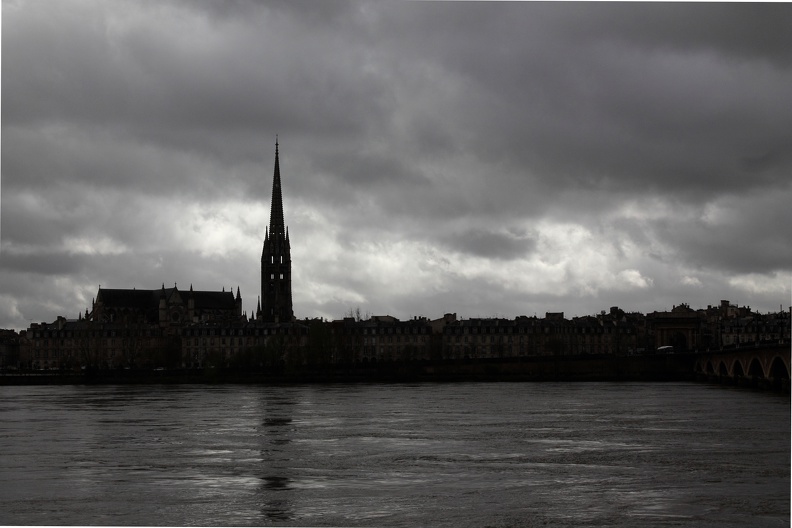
[3,1,792,330]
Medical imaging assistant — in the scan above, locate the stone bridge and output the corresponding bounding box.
[694,342,790,389]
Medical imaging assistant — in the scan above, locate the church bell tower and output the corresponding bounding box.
[260,139,293,322]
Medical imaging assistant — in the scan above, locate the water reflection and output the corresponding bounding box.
[257,391,299,522]
[263,416,293,427]
[259,475,292,521]
[262,475,291,489]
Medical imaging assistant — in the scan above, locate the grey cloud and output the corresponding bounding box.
[439,229,537,262]
[556,3,792,67]
[651,191,792,275]
[357,3,792,201]
[4,0,391,168]
[0,251,91,277]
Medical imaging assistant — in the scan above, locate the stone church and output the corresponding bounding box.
[88,139,295,329]
[21,141,302,369]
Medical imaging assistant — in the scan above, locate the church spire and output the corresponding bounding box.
[269,137,285,239]
[260,138,293,323]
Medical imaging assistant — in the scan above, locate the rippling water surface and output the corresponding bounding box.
[0,382,788,527]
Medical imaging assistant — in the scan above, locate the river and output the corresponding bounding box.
[0,382,788,527]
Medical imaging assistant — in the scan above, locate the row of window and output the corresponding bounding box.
[186,337,271,347]
[33,330,163,339]
[183,327,301,337]
[347,327,430,335]
[723,326,789,333]
[445,325,633,335]
[362,336,426,345]
[33,338,155,347]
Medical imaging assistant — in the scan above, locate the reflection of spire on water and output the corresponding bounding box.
[263,415,293,446]
[263,417,292,427]
[260,475,292,522]
[261,475,291,490]
[258,392,298,523]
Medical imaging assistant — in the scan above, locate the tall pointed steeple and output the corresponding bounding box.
[269,137,285,238]
[260,138,293,323]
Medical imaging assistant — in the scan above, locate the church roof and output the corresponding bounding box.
[96,287,237,311]
[191,291,237,310]
[97,289,159,310]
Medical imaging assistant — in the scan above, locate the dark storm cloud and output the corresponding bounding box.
[3,0,392,192]
[650,188,792,275]
[557,3,792,67]
[307,149,431,191]
[439,228,538,262]
[2,0,791,329]
[357,2,792,201]
[0,251,90,277]
[10,1,787,203]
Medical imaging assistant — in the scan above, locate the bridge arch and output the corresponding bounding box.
[732,359,745,378]
[718,361,728,377]
[769,356,790,381]
[747,357,765,379]
[705,360,714,374]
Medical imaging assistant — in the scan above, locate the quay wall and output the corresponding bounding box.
[0,353,697,385]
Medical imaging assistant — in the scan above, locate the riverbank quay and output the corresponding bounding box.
[2,351,789,391]
[0,353,706,385]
